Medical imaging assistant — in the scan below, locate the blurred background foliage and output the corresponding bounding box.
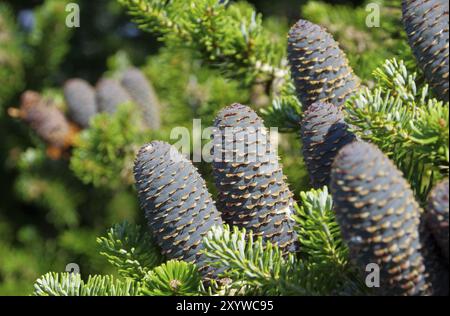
[0,0,411,295]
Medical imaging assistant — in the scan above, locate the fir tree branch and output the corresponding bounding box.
[141,260,203,296]
[15,174,80,228]
[202,223,364,295]
[25,0,74,87]
[202,225,295,295]
[259,81,302,133]
[292,187,366,295]
[14,148,83,228]
[97,222,163,280]
[70,103,147,189]
[345,59,449,200]
[0,3,25,108]
[293,187,348,267]
[143,47,249,126]
[117,0,288,87]
[33,273,140,296]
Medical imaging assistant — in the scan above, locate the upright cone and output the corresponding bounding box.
[300,102,356,188]
[330,141,433,295]
[402,0,449,102]
[96,78,131,114]
[17,91,72,149]
[134,141,223,276]
[287,19,360,110]
[212,104,299,253]
[63,78,97,128]
[120,68,161,130]
[426,178,449,261]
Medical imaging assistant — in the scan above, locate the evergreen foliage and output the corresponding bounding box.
[70,103,146,189]
[143,47,250,127]
[293,187,349,270]
[345,59,449,200]
[259,82,302,133]
[140,260,202,296]
[203,223,363,296]
[97,222,163,279]
[117,0,287,87]
[0,0,448,296]
[33,272,140,296]
[0,3,24,109]
[31,186,368,296]
[24,0,74,88]
[0,0,145,295]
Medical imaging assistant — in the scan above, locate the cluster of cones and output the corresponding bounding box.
[8,67,160,159]
[287,0,448,296]
[134,0,448,295]
[134,104,300,279]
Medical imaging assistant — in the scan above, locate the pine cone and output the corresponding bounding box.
[120,68,161,130]
[95,78,131,114]
[402,0,449,102]
[18,91,71,149]
[300,102,356,188]
[330,141,431,296]
[426,178,449,261]
[419,220,449,296]
[134,141,223,275]
[212,103,299,253]
[287,19,360,111]
[63,79,97,128]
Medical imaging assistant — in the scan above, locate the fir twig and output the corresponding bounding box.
[345,59,449,200]
[97,222,163,280]
[141,260,203,296]
[117,0,288,87]
[33,273,140,296]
